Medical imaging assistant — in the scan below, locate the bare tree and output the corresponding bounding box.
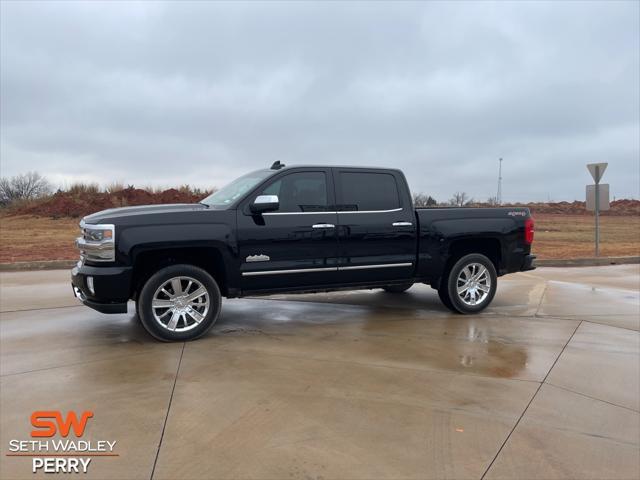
[449,191,473,207]
[486,196,499,206]
[0,172,52,206]
[413,192,438,207]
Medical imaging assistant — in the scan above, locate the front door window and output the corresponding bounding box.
[259,172,329,213]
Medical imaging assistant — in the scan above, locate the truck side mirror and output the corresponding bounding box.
[250,195,279,214]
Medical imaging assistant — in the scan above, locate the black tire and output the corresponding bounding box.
[137,264,222,342]
[437,284,456,312]
[446,253,497,314]
[382,283,413,294]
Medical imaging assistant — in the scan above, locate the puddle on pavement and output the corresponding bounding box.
[214,298,531,380]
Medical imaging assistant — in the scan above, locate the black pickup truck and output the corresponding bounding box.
[71,163,535,341]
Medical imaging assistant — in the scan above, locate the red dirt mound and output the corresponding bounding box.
[503,199,640,217]
[8,187,208,218]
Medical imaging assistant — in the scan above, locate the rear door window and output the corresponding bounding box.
[338,172,401,211]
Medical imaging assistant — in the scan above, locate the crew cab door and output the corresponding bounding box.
[334,168,417,283]
[237,169,339,292]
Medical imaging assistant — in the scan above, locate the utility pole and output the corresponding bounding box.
[497,158,503,205]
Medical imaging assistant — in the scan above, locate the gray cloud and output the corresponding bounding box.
[1,0,638,202]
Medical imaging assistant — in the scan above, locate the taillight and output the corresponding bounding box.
[524,217,534,245]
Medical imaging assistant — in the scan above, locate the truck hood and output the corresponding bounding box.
[83,203,209,224]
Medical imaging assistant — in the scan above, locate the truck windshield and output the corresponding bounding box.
[201,169,274,207]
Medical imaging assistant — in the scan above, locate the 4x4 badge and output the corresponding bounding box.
[246,254,270,263]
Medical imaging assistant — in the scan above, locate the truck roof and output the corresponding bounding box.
[271,164,404,174]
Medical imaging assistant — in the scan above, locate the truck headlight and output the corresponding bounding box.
[83,227,113,242]
[76,222,115,262]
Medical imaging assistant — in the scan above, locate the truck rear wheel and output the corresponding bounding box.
[382,283,413,293]
[446,253,497,314]
[137,264,221,342]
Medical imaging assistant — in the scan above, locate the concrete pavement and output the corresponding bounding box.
[0,266,638,479]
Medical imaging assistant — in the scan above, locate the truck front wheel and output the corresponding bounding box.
[137,264,222,342]
[445,253,497,314]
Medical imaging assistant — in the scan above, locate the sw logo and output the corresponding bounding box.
[31,411,95,473]
[31,410,93,437]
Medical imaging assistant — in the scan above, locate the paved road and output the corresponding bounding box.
[1,266,638,479]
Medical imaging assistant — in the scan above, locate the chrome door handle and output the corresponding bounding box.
[392,222,413,227]
[312,223,335,229]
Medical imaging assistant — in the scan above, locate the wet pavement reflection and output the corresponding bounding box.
[1,266,638,479]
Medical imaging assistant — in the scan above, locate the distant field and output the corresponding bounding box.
[532,214,640,259]
[0,213,638,263]
[0,215,80,263]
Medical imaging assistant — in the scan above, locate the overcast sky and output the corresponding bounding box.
[1,1,638,202]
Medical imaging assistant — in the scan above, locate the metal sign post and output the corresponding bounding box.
[586,163,609,257]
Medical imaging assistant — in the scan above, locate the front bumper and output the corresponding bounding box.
[71,262,132,314]
[521,254,536,271]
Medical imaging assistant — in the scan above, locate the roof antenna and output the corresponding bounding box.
[271,160,285,170]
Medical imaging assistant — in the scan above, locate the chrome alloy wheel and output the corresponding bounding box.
[456,262,491,306]
[151,276,210,332]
